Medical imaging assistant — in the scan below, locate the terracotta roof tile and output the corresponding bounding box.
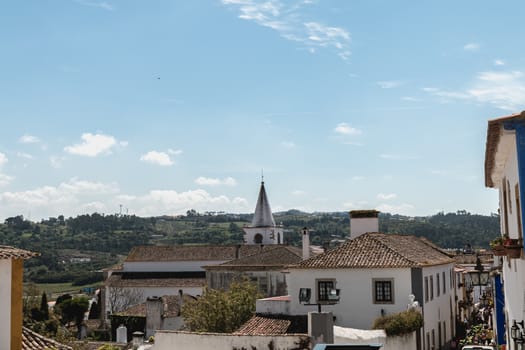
[205,246,302,270]
[22,327,72,350]
[0,246,39,260]
[289,233,454,269]
[125,245,268,262]
[234,315,307,335]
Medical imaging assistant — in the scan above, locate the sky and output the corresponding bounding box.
[1,0,524,222]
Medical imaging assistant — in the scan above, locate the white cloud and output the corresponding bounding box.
[140,151,174,166]
[281,141,296,149]
[423,70,525,111]
[0,153,7,166]
[19,134,40,144]
[377,80,403,89]
[377,203,415,215]
[291,190,306,195]
[50,156,66,169]
[334,122,362,135]
[194,176,237,186]
[16,152,33,159]
[380,154,420,160]
[222,0,351,60]
[64,133,120,157]
[0,174,13,187]
[463,42,480,51]
[377,193,397,200]
[494,59,505,66]
[168,148,183,156]
[73,0,114,11]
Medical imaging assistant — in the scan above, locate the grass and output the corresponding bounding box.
[30,282,102,300]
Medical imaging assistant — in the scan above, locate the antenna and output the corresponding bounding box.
[261,169,264,183]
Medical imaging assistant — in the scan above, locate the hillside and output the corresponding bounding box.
[0,210,500,284]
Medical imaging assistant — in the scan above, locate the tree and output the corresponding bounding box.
[107,287,143,315]
[56,296,89,338]
[182,278,261,333]
[40,291,49,320]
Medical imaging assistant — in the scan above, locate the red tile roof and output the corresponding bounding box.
[204,246,302,270]
[125,244,271,262]
[22,327,71,350]
[0,245,39,259]
[289,233,453,269]
[106,274,206,288]
[485,111,525,187]
[234,315,307,335]
[117,294,196,318]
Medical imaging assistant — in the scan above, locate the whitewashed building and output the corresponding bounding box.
[485,111,525,350]
[285,212,456,350]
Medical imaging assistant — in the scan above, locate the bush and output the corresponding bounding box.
[372,309,423,336]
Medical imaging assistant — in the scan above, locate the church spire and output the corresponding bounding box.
[251,180,276,227]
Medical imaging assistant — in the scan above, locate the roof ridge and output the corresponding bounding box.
[369,233,419,266]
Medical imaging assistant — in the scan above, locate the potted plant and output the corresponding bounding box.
[504,236,523,259]
[490,236,506,256]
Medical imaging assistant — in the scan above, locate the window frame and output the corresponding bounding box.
[316,279,336,304]
[372,278,394,304]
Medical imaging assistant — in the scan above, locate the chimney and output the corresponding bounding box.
[146,296,163,338]
[349,210,379,239]
[302,227,310,260]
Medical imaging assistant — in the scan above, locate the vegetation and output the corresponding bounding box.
[372,309,424,336]
[181,278,262,333]
[0,210,500,285]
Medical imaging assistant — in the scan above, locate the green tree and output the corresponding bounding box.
[182,279,261,333]
[40,291,49,320]
[56,296,89,338]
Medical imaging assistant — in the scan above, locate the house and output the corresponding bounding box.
[204,245,303,297]
[103,244,268,315]
[0,245,71,350]
[284,211,456,350]
[484,110,525,349]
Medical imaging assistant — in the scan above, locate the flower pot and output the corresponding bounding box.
[504,239,523,259]
[492,245,506,256]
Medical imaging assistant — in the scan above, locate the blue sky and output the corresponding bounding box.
[1,0,523,221]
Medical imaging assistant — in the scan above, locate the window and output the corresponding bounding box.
[254,233,263,244]
[442,271,446,294]
[424,276,429,303]
[430,276,434,300]
[373,279,394,304]
[317,279,335,303]
[436,274,440,297]
[426,332,430,350]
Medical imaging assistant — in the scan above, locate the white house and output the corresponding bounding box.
[284,213,456,350]
[485,110,525,350]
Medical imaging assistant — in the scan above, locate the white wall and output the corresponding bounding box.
[350,218,379,239]
[421,264,456,350]
[0,259,12,350]
[154,331,308,350]
[286,268,413,329]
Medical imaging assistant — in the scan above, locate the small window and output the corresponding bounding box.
[426,332,430,350]
[424,276,429,303]
[436,274,440,297]
[317,279,335,303]
[254,233,263,244]
[430,276,434,300]
[442,271,446,294]
[373,279,394,304]
[259,276,268,294]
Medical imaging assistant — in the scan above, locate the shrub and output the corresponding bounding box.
[372,309,423,336]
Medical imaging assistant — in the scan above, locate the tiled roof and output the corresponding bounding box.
[205,245,302,270]
[125,244,268,262]
[290,233,454,269]
[235,314,307,335]
[22,327,72,350]
[106,274,206,288]
[117,294,196,318]
[0,245,39,260]
[485,111,525,187]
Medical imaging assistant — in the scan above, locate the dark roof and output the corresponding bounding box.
[485,111,525,187]
[234,314,307,335]
[116,294,196,318]
[22,327,72,350]
[125,244,268,262]
[0,246,39,260]
[289,232,454,269]
[106,274,206,288]
[205,245,302,270]
[250,181,276,227]
[349,210,380,218]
